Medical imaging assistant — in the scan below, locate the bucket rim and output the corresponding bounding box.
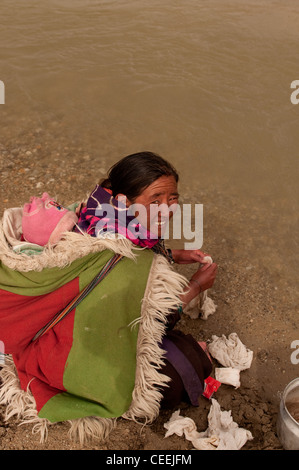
[282,378,299,427]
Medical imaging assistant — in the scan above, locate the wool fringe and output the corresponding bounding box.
[0,356,49,442]
[67,417,117,446]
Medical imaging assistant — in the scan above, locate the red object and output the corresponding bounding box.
[203,376,221,399]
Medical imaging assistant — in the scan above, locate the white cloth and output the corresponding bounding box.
[207,399,253,450]
[215,367,241,389]
[207,333,253,371]
[164,409,220,450]
[184,291,217,320]
[164,399,253,450]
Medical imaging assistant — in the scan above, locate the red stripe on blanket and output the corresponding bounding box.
[0,278,79,410]
[0,278,79,353]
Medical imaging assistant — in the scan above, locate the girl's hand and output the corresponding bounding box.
[172,249,212,265]
[180,262,218,309]
[189,262,218,293]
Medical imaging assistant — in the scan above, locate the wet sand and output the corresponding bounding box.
[1,112,298,450]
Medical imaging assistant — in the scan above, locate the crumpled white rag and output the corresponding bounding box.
[164,409,219,450]
[184,292,217,320]
[208,332,253,371]
[164,399,253,450]
[215,367,241,389]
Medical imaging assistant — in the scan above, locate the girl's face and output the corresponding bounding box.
[127,175,179,237]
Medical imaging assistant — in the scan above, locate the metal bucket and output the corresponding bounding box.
[277,378,299,450]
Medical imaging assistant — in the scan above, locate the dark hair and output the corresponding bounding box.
[101,151,179,201]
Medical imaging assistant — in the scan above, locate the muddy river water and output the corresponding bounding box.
[0,1,298,339]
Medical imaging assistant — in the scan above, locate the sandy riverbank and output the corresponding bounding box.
[0,114,297,450]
